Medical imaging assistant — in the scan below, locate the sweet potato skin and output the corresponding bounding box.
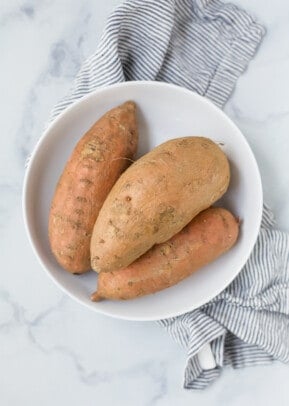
[91,137,230,273]
[91,208,239,301]
[49,101,138,274]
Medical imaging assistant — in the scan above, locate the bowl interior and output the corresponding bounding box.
[23,82,262,321]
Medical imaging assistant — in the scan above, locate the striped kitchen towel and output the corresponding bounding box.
[49,0,289,389]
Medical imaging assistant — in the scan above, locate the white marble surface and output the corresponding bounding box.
[0,0,289,405]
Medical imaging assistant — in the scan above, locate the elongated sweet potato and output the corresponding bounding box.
[90,137,230,273]
[91,208,239,301]
[49,101,138,274]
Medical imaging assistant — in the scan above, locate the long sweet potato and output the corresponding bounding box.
[49,101,138,274]
[91,207,239,301]
[90,137,230,273]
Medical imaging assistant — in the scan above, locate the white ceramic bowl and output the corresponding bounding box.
[23,81,262,321]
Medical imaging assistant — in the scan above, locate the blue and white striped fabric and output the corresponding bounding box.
[160,204,289,388]
[49,0,289,389]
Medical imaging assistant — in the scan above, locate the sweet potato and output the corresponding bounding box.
[91,208,239,301]
[90,137,230,273]
[49,101,138,274]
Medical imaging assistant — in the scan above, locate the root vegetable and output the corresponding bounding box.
[91,207,239,301]
[49,101,138,273]
[91,137,230,273]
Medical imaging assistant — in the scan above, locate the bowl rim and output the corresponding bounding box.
[22,80,263,321]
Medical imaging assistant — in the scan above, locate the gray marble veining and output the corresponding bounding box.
[0,0,289,405]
